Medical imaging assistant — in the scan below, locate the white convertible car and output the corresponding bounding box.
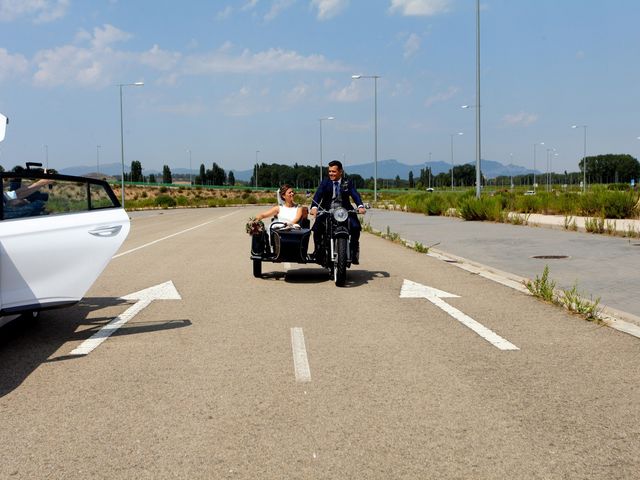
[0,114,130,319]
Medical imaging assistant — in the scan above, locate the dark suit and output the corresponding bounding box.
[311,177,364,256]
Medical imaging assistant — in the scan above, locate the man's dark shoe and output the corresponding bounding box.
[351,245,359,264]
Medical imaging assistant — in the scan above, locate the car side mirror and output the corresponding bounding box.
[0,113,7,142]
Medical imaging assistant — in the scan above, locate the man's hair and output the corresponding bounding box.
[328,160,343,171]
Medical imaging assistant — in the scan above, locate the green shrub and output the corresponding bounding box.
[602,191,638,219]
[159,186,168,193]
[458,196,502,221]
[176,195,189,206]
[155,194,176,208]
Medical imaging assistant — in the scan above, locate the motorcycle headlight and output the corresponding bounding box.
[333,207,348,222]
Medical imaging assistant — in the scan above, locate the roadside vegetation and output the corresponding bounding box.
[525,266,602,321]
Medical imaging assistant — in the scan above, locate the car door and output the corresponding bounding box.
[0,172,130,314]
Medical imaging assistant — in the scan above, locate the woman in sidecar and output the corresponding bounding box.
[248,184,311,277]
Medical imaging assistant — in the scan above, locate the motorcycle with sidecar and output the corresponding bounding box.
[249,202,360,287]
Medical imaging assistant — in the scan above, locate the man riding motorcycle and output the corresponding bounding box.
[310,160,366,264]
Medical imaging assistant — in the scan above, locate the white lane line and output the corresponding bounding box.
[291,327,311,382]
[113,211,238,259]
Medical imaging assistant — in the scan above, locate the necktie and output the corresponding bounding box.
[333,181,339,199]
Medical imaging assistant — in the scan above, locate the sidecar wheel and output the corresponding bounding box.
[253,259,262,278]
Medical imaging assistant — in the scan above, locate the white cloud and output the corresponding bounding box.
[284,83,310,105]
[503,111,538,127]
[218,86,270,117]
[0,48,29,81]
[183,46,345,75]
[265,0,296,21]
[0,0,69,23]
[216,6,233,20]
[328,81,363,102]
[403,33,420,58]
[311,0,348,20]
[242,0,259,11]
[91,24,133,49]
[140,44,181,71]
[424,85,458,107]
[32,25,137,87]
[389,0,451,16]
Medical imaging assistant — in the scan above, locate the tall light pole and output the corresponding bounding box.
[352,74,380,202]
[572,125,587,192]
[187,149,192,185]
[318,116,334,185]
[44,144,48,169]
[532,141,544,192]
[119,81,144,208]
[450,132,463,191]
[428,151,432,189]
[96,145,101,174]
[255,150,260,188]
[474,0,482,198]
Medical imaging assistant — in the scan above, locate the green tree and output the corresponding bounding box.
[130,160,143,182]
[228,171,235,185]
[149,173,156,183]
[162,165,172,184]
[197,163,206,185]
[408,171,414,188]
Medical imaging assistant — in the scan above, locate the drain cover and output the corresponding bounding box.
[531,255,569,259]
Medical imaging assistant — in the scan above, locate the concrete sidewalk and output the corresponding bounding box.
[512,212,640,236]
[365,209,640,328]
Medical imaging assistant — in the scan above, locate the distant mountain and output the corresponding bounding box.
[59,163,196,177]
[60,158,537,181]
[345,158,537,180]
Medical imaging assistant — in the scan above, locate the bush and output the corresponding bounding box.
[159,186,168,193]
[458,196,502,221]
[155,195,176,208]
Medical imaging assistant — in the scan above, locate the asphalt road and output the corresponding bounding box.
[366,209,640,321]
[1,206,639,479]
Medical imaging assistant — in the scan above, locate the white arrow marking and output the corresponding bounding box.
[70,281,182,356]
[401,279,519,351]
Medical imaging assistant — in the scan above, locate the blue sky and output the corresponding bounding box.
[1,0,639,176]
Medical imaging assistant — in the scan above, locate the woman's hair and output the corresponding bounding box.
[279,184,293,201]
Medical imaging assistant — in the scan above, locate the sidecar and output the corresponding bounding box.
[250,222,312,277]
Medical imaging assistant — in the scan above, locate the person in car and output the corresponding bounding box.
[253,184,309,228]
[3,177,53,219]
[4,177,52,204]
[310,159,365,264]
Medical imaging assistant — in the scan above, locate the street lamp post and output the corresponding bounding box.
[96,145,101,174]
[318,116,334,185]
[44,144,48,169]
[428,152,432,189]
[351,74,380,202]
[532,141,544,192]
[119,81,144,208]
[450,132,463,191]
[572,125,587,192]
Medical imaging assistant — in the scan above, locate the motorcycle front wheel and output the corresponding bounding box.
[334,237,348,287]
